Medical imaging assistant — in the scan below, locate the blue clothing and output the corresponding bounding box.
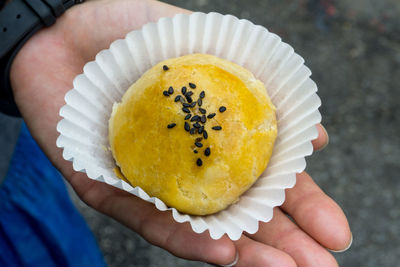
[0,123,106,267]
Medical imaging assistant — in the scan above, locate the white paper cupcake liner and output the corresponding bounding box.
[56,12,321,240]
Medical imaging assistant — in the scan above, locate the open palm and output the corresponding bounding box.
[9,0,351,266]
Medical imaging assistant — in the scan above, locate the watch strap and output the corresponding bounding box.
[0,0,82,116]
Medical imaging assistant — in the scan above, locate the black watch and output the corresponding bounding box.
[0,0,84,117]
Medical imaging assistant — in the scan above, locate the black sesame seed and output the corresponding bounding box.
[181,86,187,95]
[167,123,176,129]
[183,103,190,107]
[189,101,196,108]
[200,115,206,123]
[193,122,201,128]
[219,106,226,113]
[191,115,200,122]
[168,86,174,95]
[203,130,208,139]
[195,142,203,148]
[194,150,198,154]
[212,126,222,130]
[184,114,192,120]
[199,108,206,114]
[196,158,203,166]
[174,95,181,102]
[186,91,194,97]
[185,95,193,103]
[184,122,190,131]
[189,83,196,89]
[182,107,190,113]
[195,137,203,142]
[163,91,169,96]
[163,65,169,71]
[190,128,196,134]
[204,147,211,156]
[200,91,205,98]
[198,126,204,134]
[207,113,216,119]
[197,98,202,106]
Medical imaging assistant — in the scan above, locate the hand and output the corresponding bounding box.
[10,0,351,266]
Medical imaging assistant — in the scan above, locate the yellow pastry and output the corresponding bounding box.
[109,54,277,215]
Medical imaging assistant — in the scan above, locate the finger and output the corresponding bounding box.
[282,172,352,251]
[312,124,329,151]
[148,0,192,17]
[233,235,296,267]
[68,172,237,266]
[70,0,191,62]
[247,208,338,267]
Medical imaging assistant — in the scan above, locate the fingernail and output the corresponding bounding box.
[219,251,239,267]
[329,233,353,253]
[317,125,329,151]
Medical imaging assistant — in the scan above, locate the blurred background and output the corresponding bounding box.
[1,0,399,266]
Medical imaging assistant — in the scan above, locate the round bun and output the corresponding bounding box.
[109,54,277,215]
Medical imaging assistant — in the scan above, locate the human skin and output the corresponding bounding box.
[9,0,351,266]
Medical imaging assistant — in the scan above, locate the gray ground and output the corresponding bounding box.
[1,0,399,266]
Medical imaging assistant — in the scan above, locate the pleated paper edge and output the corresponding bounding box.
[56,12,321,241]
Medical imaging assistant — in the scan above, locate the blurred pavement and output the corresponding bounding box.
[1,0,399,266]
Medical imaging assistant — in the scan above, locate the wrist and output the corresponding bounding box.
[1,0,85,116]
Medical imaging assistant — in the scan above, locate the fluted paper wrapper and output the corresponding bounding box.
[56,12,321,240]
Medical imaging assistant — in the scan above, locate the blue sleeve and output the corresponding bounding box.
[0,123,106,267]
